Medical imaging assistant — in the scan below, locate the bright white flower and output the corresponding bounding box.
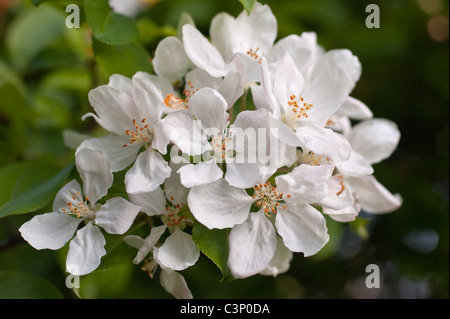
[78,72,172,193]
[127,163,200,271]
[153,36,191,84]
[19,148,141,276]
[188,164,334,278]
[159,87,277,188]
[321,118,402,221]
[255,52,353,166]
[182,2,277,82]
[124,232,194,299]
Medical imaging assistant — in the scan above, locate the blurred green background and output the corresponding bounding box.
[0,0,448,299]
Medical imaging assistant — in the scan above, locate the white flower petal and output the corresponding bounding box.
[153,112,205,156]
[164,162,189,206]
[160,269,193,299]
[309,49,361,91]
[153,36,190,83]
[155,228,200,271]
[227,52,262,83]
[188,178,253,229]
[225,162,275,189]
[259,236,293,277]
[275,164,334,204]
[131,73,165,126]
[228,210,277,279]
[95,197,141,235]
[123,235,145,250]
[188,87,228,133]
[75,148,113,204]
[275,203,329,256]
[66,223,106,276]
[347,175,402,214]
[128,187,167,216]
[177,161,223,188]
[210,12,238,60]
[77,135,142,172]
[323,201,360,223]
[295,124,351,163]
[336,150,374,177]
[87,84,136,135]
[19,212,82,250]
[125,150,172,193]
[218,71,244,108]
[268,33,316,72]
[302,67,352,123]
[347,119,401,165]
[182,24,227,77]
[63,130,92,150]
[134,225,167,264]
[108,73,132,92]
[338,96,373,120]
[235,2,277,55]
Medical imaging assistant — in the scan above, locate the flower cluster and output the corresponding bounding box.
[19,2,402,298]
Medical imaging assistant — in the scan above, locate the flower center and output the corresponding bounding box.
[163,197,187,231]
[252,182,290,216]
[282,95,314,128]
[163,82,198,110]
[296,148,331,166]
[246,47,264,64]
[123,118,153,147]
[209,131,233,162]
[60,191,95,219]
[142,258,158,278]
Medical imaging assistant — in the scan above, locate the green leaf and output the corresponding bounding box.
[4,4,66,70]
[84,0,138,45]
[238,0,257,15]
[94,233,138,273]
[0,161,74,219]
[192,221,234,282]
[0,271,63,299]
[92,38,153,77]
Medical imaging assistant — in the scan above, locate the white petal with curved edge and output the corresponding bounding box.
[188,178,253,229]
[155,228,200,271]
[108,73,132,92]
[337,150,374,177]
[66,223,106,276]
[227,52,262,83]
[125,150,172,194]
[235,2,277,55]
[188,87,228,133]
[347,119,400,165]
[182,24,227,77]
[309,49,361,91]
[259,236,293,277]
[295,124,351,163]
[339,96,373,120]
[228,210,277,279]
[347,175,402,214]
[132,73,165,126]
[87,84,137,135]
[164,162,189,206]
[153,36,190,83]
[275,203,329,256]
[302,67,352,123]
[268,33,315,72]
[218,71,244,108]
[323,201,360,223]
[177,161,223,188]
[128,187,167,216]
[225,161,275,189]
[210,12,238,60]
[95,197,141,235]
[132,225,167,264]
[76,135,142,172]
[276,164,334,204]
[152,112,206,156]
[160,269,193,299]
[19,212,82,250]
[75,148,113,205]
